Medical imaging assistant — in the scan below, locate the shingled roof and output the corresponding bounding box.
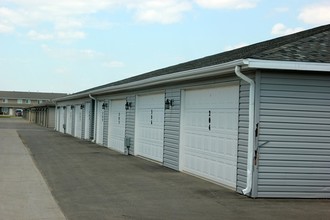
[0,91,67,100]
[78,24,330,94]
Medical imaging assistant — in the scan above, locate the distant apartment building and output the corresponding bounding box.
[0,91,67,116]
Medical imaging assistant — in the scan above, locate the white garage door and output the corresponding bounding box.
[59,107,65,133]
[108,99,126,153]
[74,105,82,138]
[96,101,105,145]
[135,93,165,162]
[181,85,239,189]
[84,102,91,140]
[66,106,73,135]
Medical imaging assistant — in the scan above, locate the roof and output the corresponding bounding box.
[75,24,330,95]
[0,91,67,100]
[25,101,56,109]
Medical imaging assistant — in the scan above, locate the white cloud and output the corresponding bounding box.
[271,23,304,36]
[41,45,103,60]
[298,2,330,25]
[0,0,119,41]
[0,0,194,41]
[195,0,258,9]
[55,67,71,76]
[28,30,54,40]
[103,60,124,68]
[224,42,248,51]
[274,7,289,13]
[128,0,192,24]
[56,31,86,40]
[0,23,14,33]
[79,49,101,59]
[5,0,118,17]
[0,7,18,33]
[28,30,85,41]
[54,19,83,30]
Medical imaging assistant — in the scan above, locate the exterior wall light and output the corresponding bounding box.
[71,105,74,109]
[102,102,108,109]
[63,106,66,109]
[125,101,132,110]
[80,104,85,109]
[165,99,174,110]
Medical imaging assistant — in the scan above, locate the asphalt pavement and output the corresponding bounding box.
[1,118,329,220]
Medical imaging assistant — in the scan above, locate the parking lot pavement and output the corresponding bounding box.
[1,118,330,220]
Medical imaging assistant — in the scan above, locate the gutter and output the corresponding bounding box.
[235,65,255,196]
[89,94,97,143]
[247,59,330,72]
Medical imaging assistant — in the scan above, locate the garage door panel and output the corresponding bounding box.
[183,152,237,187]
[184,132,237,159]
[185,86,238,108]
[181,85,239,188]
[138,94,164,107]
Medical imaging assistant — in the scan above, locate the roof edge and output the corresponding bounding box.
[246,59,330,71]
[54,59,246,102]
[54,58,330,102]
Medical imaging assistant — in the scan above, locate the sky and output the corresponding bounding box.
[1,0,330,94]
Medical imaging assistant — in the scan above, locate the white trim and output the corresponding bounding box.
[246,59,330,72]
[178,89,185,171]
[133,96,139,157]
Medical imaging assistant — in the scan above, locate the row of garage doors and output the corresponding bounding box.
[95,95,165,160]
[57,84,239,189]
[57,102,91,140]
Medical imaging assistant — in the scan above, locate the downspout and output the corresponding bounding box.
[89,94,97,142]
[235,66,255,196]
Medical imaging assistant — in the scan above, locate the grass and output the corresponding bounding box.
[0,115,16,118]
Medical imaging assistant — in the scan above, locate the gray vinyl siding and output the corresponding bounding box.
[236,78,252,193]
[103,100,109,146]
[125,96,136,155]
[257,71,330,198]
[163,89,181,170]
[48,108,55,128]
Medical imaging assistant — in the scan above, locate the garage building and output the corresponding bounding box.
[54,24,330,198]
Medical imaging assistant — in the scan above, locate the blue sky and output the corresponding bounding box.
[1,0,329,94]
